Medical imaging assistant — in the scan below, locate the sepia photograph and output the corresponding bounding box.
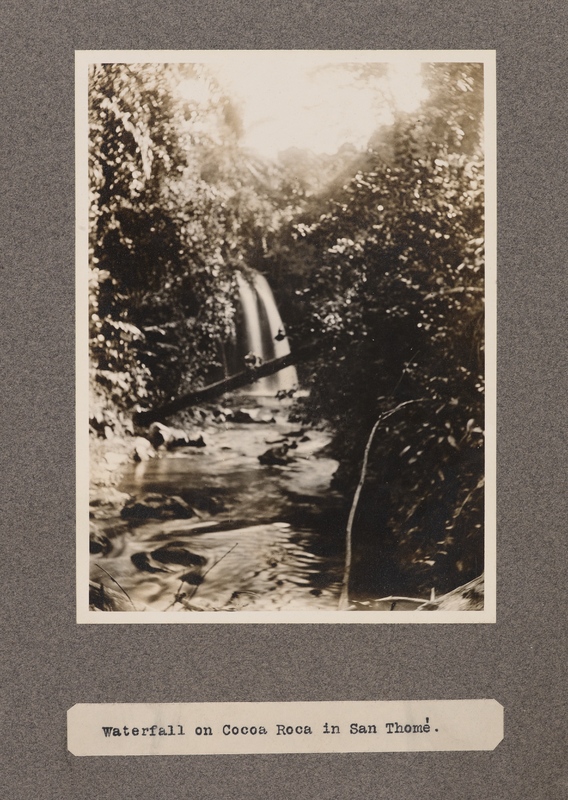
[77,50,496,622]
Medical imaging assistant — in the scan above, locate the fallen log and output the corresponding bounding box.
[134,343,318,426]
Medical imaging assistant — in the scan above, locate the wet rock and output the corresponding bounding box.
[89,527,111,555]
[151,543,207,567]
[133,436,157,462]
[121,493,195,521]
[212,407,232,423]
[148,422,206,449]
[258,444,292,466]
[130,552,171,573]
[231,408,257,423]
[182,433,207,448]
[229,407,276,424]
[180,572,205,586]
[148,422,174,447]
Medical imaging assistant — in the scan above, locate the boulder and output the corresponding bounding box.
[121,493,195,521]
[151,543,207,567]
[258,444,292,466]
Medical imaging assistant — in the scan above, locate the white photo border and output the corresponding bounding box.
[76,49,497,624]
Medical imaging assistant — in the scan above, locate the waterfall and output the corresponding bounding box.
[233,271,298,396]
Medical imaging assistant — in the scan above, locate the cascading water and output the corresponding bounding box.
[232,271,298,395]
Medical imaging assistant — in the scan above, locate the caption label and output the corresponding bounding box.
[68,699,503,756]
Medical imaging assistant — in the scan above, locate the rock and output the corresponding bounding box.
[227,407,275,424]
[148,422,172,447]
[258,444,292,466]
[130,552,171,574]
[180,572,205,586]
[120,493,195,521]
[89,528,111,555]
[231,408,257,423]
[215,409,233,423]
[151,544,207,567]
[148,422,206,449]
[185,433,207,448]
[133,436,157,462]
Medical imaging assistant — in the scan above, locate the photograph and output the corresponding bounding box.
[77,50,496,622]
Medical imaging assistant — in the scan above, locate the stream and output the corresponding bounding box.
[90,401,346,613]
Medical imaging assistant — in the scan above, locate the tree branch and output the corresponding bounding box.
[338,398,430,611]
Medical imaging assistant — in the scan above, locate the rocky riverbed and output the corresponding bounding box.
[89,399,346,612]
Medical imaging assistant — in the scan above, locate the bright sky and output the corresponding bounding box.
[179,54,427,159]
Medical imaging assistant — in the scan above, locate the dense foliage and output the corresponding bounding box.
[281,64,485,597]
[88,63,292,434]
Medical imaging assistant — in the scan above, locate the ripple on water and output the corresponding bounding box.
[91,414,345,612]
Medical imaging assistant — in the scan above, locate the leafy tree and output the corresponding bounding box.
[282,63,486,598]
